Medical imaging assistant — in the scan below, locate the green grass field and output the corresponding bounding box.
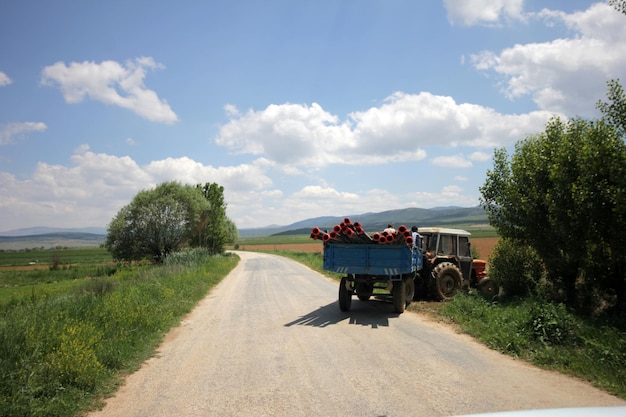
[0,248,238,417]
[0,246,112,267]
[0,247,115,306]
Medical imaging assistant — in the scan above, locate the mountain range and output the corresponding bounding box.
[0,206,490,248]
[238,206,489,237]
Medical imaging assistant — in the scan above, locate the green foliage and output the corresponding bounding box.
[488,238,545,298]
[440,294,626,397]
[191,182,238,254]
[105,181,236,262]
[47,319,107,389]
[0,252,239,416]
[526,302,576,347]
[106,181,210,262]
[0,247,112,267]
[163,247,214,266]
[480,116,626,313]
[597,79,626,138]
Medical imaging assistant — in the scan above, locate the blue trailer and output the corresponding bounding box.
[323,243,423,313]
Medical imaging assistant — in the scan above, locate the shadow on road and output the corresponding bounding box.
[284,299,400,329]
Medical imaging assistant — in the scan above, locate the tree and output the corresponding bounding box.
[191,182,230,255]
[106,182,208,262]
[480,117,626,313]
[597,79,626,139]
[223,218,239,245]
[610,0,626,15]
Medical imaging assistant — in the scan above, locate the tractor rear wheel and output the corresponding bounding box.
[431,262,462,301]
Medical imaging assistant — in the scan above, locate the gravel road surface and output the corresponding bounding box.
[90,251,625,417]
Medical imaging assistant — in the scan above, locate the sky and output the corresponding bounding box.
[1,0,625,233]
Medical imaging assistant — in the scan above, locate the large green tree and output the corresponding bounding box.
[597,79,626,139]
[106,182,209,262]
[480,117,626,313]
[191,182,231,255]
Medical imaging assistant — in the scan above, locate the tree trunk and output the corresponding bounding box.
[614,261,626,316]
[563,273,578,310]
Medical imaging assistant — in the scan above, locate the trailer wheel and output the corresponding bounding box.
[431,262,462,301]
[392,279,406,314]
[404,277,415,307]
[339,277,352,312]
[356,282,373,301]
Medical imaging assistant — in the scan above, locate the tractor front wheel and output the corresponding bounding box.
[478,277,498,299]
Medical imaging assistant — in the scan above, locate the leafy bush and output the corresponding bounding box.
[525,302,576,346]
[489,238,545,298]
[47,319,107,389]
[163,247,213,266]
[440,294,626,397]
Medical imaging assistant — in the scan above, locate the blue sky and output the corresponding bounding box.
[1,0,625,232]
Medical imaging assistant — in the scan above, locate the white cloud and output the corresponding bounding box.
[0,122,47,145]
[468,151,492,162]
[411,186,478,208]
[216,102,355,167]
[443,0,524,27]
[472,3,626,116]
[432,154,473,168]
[41,57,178,124]
[0,149,273,230]
[215,92,552,170]
[0,71,12,86]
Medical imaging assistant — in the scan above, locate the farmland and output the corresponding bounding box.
[235,236,499,261]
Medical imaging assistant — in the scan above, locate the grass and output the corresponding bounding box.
[0,248,239,417]
[0,246,112,267]
[251,247,626,400]
[438,294,626,398]
[0,249,119,307]
[236,234,315,246]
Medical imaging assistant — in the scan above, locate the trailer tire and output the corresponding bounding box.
[431,262,462,301]
[404,276,415,307]
[356,282,373,301]
[339,277,352,312]
[392,279,406,314]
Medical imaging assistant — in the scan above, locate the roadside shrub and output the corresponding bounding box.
[49,252,63,270]
[525,301,576,347]
[47,319,106,389]
[163,247,213,266]
[489,238,545,298]
[77,278,115,296]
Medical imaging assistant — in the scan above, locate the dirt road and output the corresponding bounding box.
[90,251,624,417]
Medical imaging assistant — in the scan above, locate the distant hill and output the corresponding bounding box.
[239,206,490,238]
[0,232,106,251]
[0,206,491,248]
[0,226,107,237]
